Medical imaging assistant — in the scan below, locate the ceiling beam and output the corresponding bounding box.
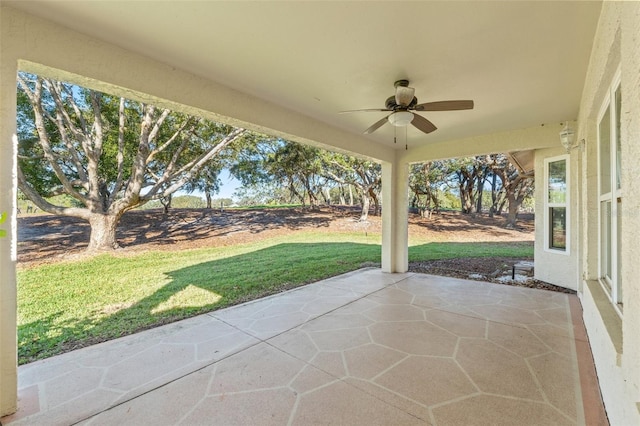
[400,123,566,163]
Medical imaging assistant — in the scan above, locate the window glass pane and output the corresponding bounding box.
[599,106,611,195]
[601,200,612,286]
[549,207,566,250]
[615,85,622,190]
[548,160,566,203]
[617,198,622,304]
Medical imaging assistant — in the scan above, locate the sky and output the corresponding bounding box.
[216,169,241,199]
[177,169,242,201]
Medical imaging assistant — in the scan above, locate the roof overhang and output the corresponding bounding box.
[2,1,602,161]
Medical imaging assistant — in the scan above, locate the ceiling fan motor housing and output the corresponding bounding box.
[385,95,418,110]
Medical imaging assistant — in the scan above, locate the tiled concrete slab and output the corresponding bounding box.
[2,269,607,425]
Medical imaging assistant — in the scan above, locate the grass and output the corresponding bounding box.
[409,241,533,261]
[17,231,532,364]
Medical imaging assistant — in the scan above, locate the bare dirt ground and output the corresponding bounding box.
[16,206,570,293]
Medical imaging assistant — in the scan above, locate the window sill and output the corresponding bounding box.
[586,279,623,363]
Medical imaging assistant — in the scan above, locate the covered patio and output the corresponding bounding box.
[2,1,640,423]
[2,269,605,425]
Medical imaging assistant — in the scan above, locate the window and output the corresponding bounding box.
[545,155,569,253]
[598,69,622,311]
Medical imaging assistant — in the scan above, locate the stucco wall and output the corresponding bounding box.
[575,1,640,424]
[619,0,640,416]
[534,148,580,291]
[0,5,18,417]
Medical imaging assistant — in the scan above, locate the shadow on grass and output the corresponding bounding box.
[18,241,380,364]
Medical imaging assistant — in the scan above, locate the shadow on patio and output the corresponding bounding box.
[3,269,607,425]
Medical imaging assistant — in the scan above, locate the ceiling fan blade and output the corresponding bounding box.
[395,86,415,107]
[411,114,437,134]
[364,115,390,134]
[414,100,474,111]
[339,108,391,114]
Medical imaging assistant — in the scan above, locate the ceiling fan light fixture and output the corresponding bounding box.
[388,111,413,127]
[395,86,415,107]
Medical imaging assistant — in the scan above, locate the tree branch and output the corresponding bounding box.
[110,97,127,204]
[143,128,246,202]
[44,79,87,144]
[17,166,90,220]
[17,76,86,203]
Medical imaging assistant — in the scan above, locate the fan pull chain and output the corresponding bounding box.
[405,125,408,150]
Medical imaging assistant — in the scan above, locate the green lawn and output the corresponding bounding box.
[17,231,532,364]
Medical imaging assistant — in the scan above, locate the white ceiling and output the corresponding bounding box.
[8,1,602,150]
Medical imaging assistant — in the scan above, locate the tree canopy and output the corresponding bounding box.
[16,73,535,252]
[17,72,246,249]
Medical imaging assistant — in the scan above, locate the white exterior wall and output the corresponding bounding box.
[573,2,640,424]
[534,147,580,291]
[0,6,18,415]
[619,0,640,419]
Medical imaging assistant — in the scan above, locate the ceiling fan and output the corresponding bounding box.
[340,80,474,135]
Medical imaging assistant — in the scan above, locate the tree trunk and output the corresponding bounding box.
[205,192,212,209]
[348,185,354,206]
[359,194,370,221]
[430,191,439,213]
[369,188,379,216]
[88,213,121,251]
[475,175,484,213]
[457,171,474,214]
[506,194,519,228]
[410,194,418,210]
[489,173,497,217]
[160,193,172,214]
[325,188,332,205]
[497,198,506,216]
[460,189,473,214]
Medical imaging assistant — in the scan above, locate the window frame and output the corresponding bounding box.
[544,154,570,255]
[597,67,623,313]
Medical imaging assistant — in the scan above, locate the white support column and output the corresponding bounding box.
[0,56,18,415]
[381,157,409,273]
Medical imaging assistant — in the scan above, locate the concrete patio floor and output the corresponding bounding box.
[2,269,607,425]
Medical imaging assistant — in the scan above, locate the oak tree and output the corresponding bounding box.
[17,73,245,250]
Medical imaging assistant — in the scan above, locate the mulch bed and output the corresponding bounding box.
[409,257,575,294]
